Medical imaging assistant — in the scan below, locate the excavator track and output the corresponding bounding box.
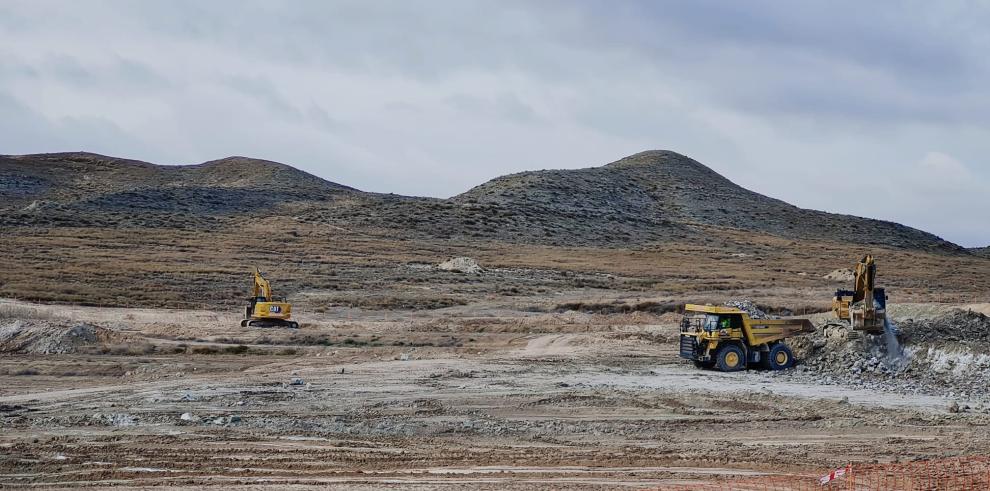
[246,319,299,329]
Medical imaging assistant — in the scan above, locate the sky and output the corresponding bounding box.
[0,1,988,247]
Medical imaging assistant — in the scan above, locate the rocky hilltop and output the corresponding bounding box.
[0,152,354,228]
[452,151,961,251]
[0,150,966,252]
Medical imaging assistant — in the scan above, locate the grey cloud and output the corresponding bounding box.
[0,58,39,80]
[570,1,990,127]
[0,91,148,157]
[0,51,171,93]
[445,92,538,124]
[224,75,305,122]
[305,104,344,132]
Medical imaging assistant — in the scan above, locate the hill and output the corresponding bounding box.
[4,149,988,308]
[1,150,962,252]
[0,152,354,228]
[451,151,961,251]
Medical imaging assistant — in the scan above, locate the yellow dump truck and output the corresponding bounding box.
[679,304,814,371]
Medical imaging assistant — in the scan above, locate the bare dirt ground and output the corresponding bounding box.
[3,297,990,490]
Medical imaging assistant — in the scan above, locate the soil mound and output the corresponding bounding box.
[0,320,122,354]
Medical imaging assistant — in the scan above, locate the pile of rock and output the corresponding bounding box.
[823,269,855,282]
[723,300,774,320]
[900,309,990,345]
[0,320,106,354]
[781,309,990,405]
[437,257,483,274]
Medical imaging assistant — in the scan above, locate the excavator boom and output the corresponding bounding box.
[852,255,875,306]
[252,268,272,301]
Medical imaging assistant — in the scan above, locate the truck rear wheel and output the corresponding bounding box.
[715,344,746,372]
[767,343,794,370]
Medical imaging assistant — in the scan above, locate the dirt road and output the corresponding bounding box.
[2,302,989,489]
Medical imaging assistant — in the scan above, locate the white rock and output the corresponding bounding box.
[437,257,483,274]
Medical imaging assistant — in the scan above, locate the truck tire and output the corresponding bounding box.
[767,343,794,370]
[715,344,746,372]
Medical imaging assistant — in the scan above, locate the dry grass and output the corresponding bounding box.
[2,221,989,310]
[0,303,67,321]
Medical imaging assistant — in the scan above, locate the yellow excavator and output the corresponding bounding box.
[825,254,887,336]
[241,268,298,329]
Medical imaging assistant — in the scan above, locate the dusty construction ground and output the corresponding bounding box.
[3,298,990,489]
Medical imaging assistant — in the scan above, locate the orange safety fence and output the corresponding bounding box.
[649,456,990,490]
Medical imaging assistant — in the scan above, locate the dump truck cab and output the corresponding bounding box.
[679,304,813,371]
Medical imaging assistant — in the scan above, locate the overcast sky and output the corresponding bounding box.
[1,1,987,246]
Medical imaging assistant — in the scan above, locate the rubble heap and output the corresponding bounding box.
[781,309,990,405]
[0,320,116,354]
[723,300,775,320]
[437,257,483,274]
[900,310,990,345]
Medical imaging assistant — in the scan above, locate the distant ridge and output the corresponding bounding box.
[0,150,965,253]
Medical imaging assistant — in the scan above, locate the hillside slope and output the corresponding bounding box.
[453,151,961,252]
[0,152,355,228]
[0,150,964,252]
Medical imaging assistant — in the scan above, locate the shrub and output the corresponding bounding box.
[222,345,249,355]
[192,345,219,355]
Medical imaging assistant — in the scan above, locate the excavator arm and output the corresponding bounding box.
[252,268,272,301]
[852,254,875,310]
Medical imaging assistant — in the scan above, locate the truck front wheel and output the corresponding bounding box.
[715,344,746,372]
